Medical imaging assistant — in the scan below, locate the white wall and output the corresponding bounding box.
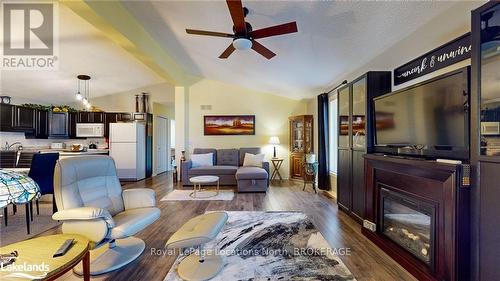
[178,79,307,179]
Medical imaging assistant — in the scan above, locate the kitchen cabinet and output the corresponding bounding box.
[0,105,37,132]
[49,112,69,138]
[104,113,119,138]
[28,109,49,139]
[78,111,104,123]
[68,112,78,138]
[336,71,391,222]
[0,104,14,131]
[13,106,36,131]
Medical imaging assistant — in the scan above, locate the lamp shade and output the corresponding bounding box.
[0,170,40,208]
[269,136,280,145]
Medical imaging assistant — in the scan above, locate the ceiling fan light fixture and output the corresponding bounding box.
[233,38,252,50]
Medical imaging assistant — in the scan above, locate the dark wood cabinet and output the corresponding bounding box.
[471,3,500,280]
[289,115,314,179]
[0,104,14,131]
[336,71,391,222]
[13,106,36,131]
[35,110,48,138]
[49,112,69,138]
[0,105,37,132]
[68,112,78,138]
[78,111,104,123]
[104,113,119,138]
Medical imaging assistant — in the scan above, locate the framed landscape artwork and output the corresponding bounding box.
[204,115,255,135]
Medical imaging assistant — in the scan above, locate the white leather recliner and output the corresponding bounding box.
[52,155,160,275]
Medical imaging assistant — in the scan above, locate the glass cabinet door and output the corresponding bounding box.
[291,118,304,153]
[352,78,366,149]
[304,117,313,153]
[338,86,350,148]
[480,4,500,156]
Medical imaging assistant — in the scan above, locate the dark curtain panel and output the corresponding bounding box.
[317,93,331,190]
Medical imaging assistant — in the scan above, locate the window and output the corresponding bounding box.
[328,96,338,173]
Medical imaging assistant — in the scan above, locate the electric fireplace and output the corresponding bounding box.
[380,187,435,268]
[362,154,470,281]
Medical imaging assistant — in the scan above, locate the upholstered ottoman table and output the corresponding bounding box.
[165,212,228,281]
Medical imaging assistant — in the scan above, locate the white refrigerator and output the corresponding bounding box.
[110,122,146,181]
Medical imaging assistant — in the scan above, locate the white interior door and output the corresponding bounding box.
[156,116,168,174]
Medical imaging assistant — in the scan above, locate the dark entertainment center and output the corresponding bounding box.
[335,2,500,279]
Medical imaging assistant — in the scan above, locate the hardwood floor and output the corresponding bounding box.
[44,172,415,281]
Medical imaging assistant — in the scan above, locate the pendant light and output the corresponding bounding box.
[77,75,91,110]
[75,78,83,101]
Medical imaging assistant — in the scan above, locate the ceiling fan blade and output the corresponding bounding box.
[250,22,298,39]
[226,0,247,34]
[251,40,276,59]
[186,29,235,38]
[219,44,236,59]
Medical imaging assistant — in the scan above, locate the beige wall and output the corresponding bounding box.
[184,79,307,179]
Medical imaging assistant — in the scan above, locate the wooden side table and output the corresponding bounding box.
[0,234,90,281]
[270,158,284,181]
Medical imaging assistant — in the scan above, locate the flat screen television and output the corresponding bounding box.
[373,67,469,160]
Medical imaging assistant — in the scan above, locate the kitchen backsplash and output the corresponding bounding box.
[0,132,107,149]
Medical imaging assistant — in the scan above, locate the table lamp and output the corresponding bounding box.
[269,136,280,158]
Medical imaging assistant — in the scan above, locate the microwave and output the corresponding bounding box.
[76,123,104,137]
[481,122,500,135]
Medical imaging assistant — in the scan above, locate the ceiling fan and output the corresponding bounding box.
[185,0,298,59]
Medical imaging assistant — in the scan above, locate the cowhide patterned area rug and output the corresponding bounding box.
[164,211,356,281]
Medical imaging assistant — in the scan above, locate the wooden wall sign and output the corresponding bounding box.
[394,33,471,85]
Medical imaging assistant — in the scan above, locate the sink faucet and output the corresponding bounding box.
[5,142,22,150]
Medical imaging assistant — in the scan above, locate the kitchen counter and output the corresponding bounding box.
[42,149,109,157]
[4,148,110,156]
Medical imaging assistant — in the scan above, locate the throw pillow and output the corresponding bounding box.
[243,153,265,167]
[191,153,213,168]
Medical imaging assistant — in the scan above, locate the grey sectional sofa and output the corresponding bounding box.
[181,147,269,192]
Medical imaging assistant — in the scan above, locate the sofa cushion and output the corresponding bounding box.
[193,148,217,165]
[239,147,261,166]
[217,149,239,166]
[236,167,268,180]
[190,165,238,176]
[191,153,213,168]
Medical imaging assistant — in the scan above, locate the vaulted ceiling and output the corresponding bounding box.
[1,4,164,104]
[1,1,484,104]
[123,1,462,99]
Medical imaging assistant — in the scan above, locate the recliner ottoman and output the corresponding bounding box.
[236,166,268,192]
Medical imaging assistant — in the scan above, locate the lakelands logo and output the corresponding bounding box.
[1,2,59,69]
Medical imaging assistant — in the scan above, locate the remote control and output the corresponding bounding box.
[53,239,74,257]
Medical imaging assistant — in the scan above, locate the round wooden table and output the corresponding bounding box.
[0,234,90,281]
[189,176,220,198]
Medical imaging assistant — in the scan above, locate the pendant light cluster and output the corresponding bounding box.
[75,75,92,110]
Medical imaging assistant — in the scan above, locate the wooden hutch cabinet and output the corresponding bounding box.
[289,115,313,179]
